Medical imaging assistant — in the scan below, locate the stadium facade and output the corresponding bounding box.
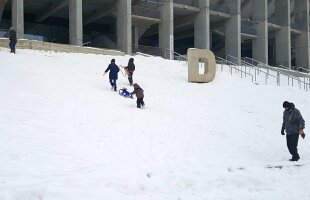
[0,0,309,70]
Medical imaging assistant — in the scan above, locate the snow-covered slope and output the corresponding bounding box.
[0,47,309,200]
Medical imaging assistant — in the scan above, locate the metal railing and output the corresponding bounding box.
[227,55,278,85]
[216,56,254,82]
[0,29,8,37]
[210,4,231,14]
[83,41,92,46]
[241,57,309,90]
[241,25,257,36]
[24,34,44,41]
[291,23,304,31]
[132,6,160,19]
[277,65,310,90]
[242,57,263,67]
[173,0,199,7]
[0,29,44,41]
[276,64,310,79]
[279,64,310,74]
[159,51,309,91]
[161,51,308,90]
[292,66,310,74]
[132,45,162,57]
[166,48,187,66]
[268,17,285,26]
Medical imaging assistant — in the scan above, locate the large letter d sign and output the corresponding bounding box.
[187,48,216,83]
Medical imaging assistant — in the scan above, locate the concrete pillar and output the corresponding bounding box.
[0,0,8,24]
[12,0,24,39]
[210,31,212,49]
[159,0,173,59]
[225,0,241,60]
[294,0,310,70]
[132,23,150,47]
[252,0,268,64]
[116,0,131,54]
[274,0,291,68]
[133,25,139,47]
[69,0,83,46]
[194,0,210,50]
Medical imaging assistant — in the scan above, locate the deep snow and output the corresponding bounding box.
[0,47,309,200]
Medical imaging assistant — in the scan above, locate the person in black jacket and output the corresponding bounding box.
[103,59,120,91]
[281,101,305,161]
[9,27,17,54]
[123,58,135,86]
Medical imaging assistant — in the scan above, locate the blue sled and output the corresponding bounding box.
[119,88,133,98]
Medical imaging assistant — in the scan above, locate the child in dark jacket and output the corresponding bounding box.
[103,59,120,91]
[121,58,135,86]
[9,27,17,53]
[131,83,145,108]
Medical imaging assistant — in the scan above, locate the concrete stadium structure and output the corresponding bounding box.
[0,0,309,70]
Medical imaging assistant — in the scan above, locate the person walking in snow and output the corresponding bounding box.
[131,83,144,108]
[122,58,135,86]
[281,101,305,161]
[8,27,17,54]
[103,59,120,91]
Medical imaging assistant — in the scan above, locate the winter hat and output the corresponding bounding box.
[129,58,134,62]
[283,101,291,109]
[111,59,115,63]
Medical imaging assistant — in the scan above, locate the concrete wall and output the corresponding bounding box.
[0,38,125,56]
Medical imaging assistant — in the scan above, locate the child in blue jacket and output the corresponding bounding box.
[103,59,120,91]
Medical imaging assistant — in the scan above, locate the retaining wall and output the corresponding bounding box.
[0,38,125,56]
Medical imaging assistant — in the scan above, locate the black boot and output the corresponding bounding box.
[128,77,133,86]
[290,155,300,161]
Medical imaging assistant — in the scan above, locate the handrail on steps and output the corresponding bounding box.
[241,57,309,90]
[166,49,188,66]
[242,56,310,79]
[216,56,254,82]
[226,54,279,85]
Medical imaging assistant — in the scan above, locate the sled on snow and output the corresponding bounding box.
[119,88,133,98]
